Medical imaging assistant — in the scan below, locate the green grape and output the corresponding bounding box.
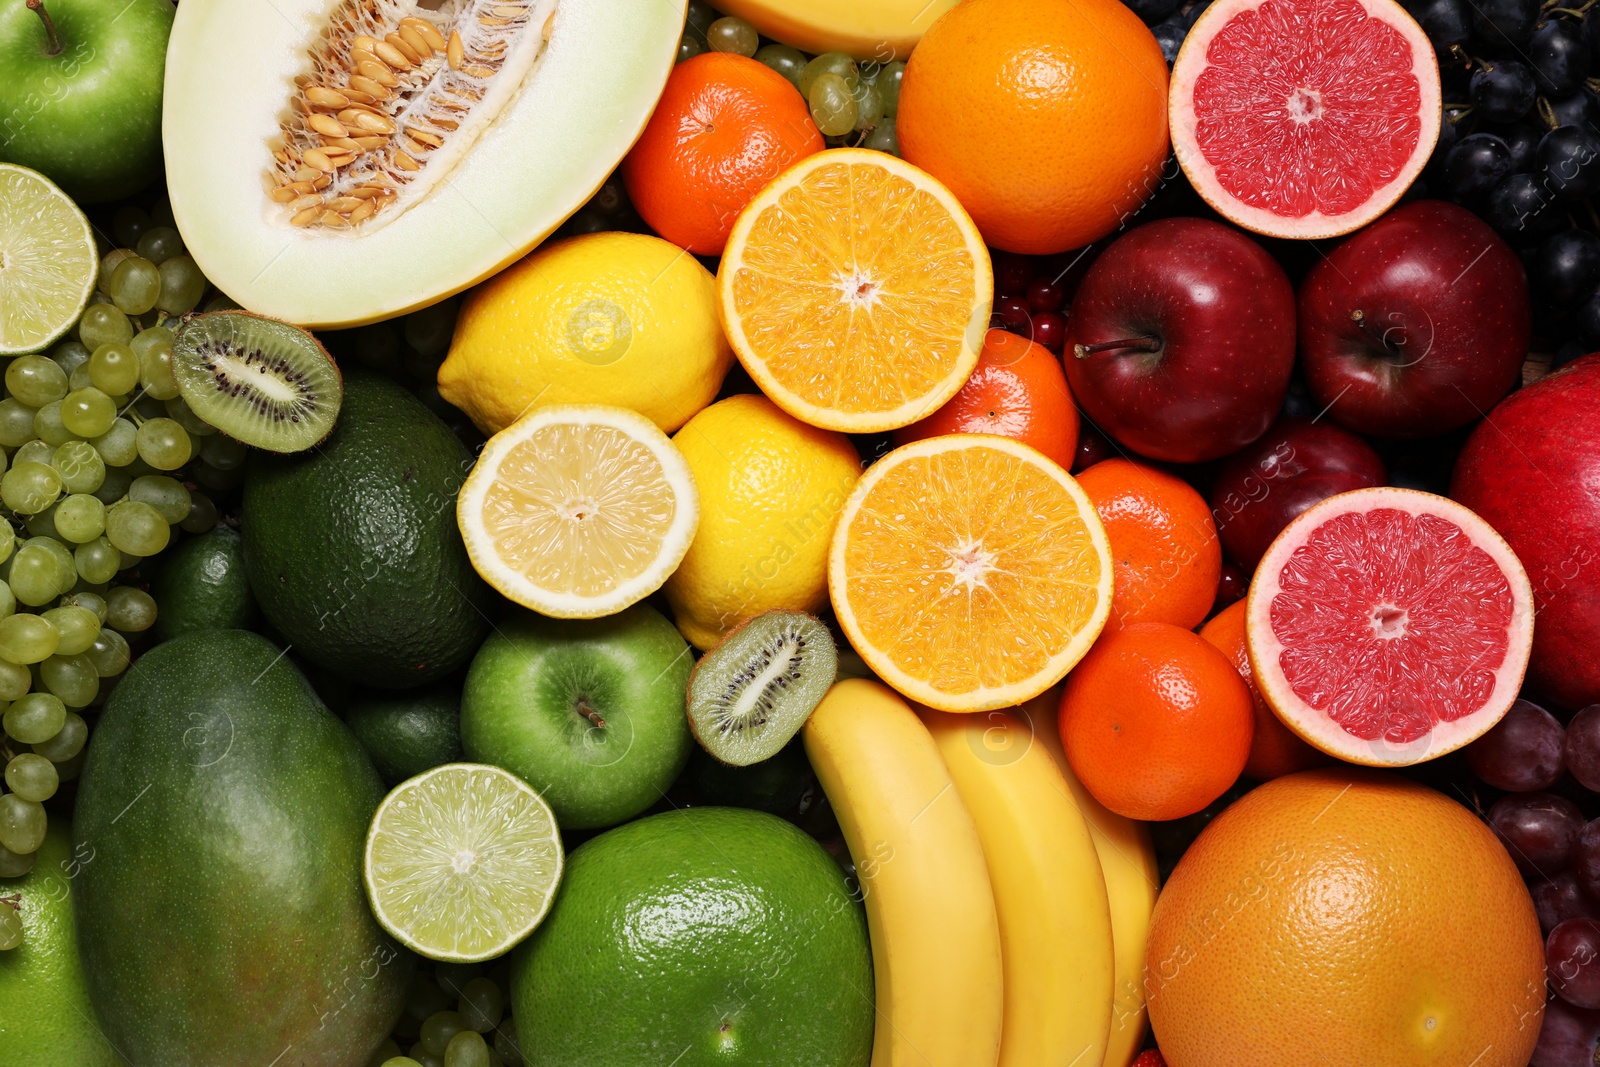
[809,73,858,136]
[851,78,884,130]
[458,978,503,1033]
[76,303,133,351]
[706,15,758,55]
[0,530,13,572]
[88,342,141,396]
[33,711,86,761]
[421,1011,468,1057]
[0,657,25,702]
[3,691,64,742]
[109,257,161,316]
[875,60,905,116]
[163,397,216,436]
[861,115,899,155]
[105,586,157,632]
[0,613,57,666]
[1,462,61,515]
[43,605,99,656]
[74,538,120,586]
[106,500,169,557]
[135,418,192,471]
[685,0,718,32]
[444,1031,490,1067]
[137,336,180,400]
[51,748,84,782]
[14,441,50,468]
[92,419,139,467]
[5,355,68,408]
[129,324,174,361]
[366,1044,403,1067]
[86,628,130,677]
[112,206,149,248]
[8,545,63,607]
[493,1019,522,1067]
[40,653,97,708]
[59,388,117,439]
[0,399,38,449]
[50,339,91,377]
[0,794,46,855]
[32,401,75,447]
[198,433,247,471]
[754,43,807,86]
[68,364,91,391]
[382,1060,424,1067]
[135,226,184,264]
[798,51,857,99]
[53,494,106,544]
[23,505,58,541]
[181,492,218,534]
[0,844,34,878]
[0,903,21,950]
[5,753,57,802]
[53,440,105,495]
[156,256,207,317]
[676,31,704,63]
[0,581,14,623]
[92,470,132,508]
[132,394,166,421]
[129,475,190,523]
[64,591,106,623]
[29,538,74,595]
[99,247,136,284]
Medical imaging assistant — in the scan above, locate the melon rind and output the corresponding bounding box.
[1246,486,1534,767]
[162,0,685,328]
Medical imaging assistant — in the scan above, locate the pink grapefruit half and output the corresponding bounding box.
[1246,487,1533,767]
[1169,0,1441,240]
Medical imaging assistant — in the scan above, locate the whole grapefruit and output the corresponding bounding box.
[896,0,1170,254]
[1146,769,1544,1067]
[1452,355,1600,709]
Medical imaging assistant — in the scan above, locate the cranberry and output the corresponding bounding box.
[994,296,1032,336]
[1213,561,1249,612]
[1026,277,1067,313]
[1031,311,1066,353]
[1072,422,1113,474]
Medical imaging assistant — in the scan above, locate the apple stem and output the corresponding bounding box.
[1349,309,1407,356]
[25,0,62,57]
[1072,336,1162,359]
[574,698,606,730]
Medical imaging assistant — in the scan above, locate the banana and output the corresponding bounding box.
[921,705,1116,1067]
[711,0,959,60]
[803,678,1003,1067]
[1023,688,1161,1067]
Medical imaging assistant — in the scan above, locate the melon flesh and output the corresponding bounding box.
[163,0,684,327]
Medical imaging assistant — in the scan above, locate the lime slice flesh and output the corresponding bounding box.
[364,762,564,962]
[0,164,97,355]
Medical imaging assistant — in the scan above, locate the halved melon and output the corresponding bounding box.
[163,0,684,328]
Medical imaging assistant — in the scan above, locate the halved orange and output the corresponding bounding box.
[718,148,992,433]
[829,434,1113,712]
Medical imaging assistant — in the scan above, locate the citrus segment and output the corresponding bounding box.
[829,434,1112,712]
[0,164,96,356]
[1247,487,1534,766]
[719,148,991,432]
[457,404,699,618]
[1169,0,1440,239]
[363,762,563,962]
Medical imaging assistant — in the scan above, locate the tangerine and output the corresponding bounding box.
[1199,600,1329,781]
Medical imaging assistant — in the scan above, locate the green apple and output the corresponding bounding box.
[461,604,693,830]
[0,0,174,203]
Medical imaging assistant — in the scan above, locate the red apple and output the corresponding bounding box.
[1063,219,1295,463]
[1451,355,1600,709]
[1209,417,1387,569]
[1298,200,1529,438]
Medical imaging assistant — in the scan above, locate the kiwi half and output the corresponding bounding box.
[686,611,837,767]
[172,311,343,453]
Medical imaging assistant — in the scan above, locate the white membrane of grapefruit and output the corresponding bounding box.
[1169,0,1441,240]
[1246,487,1533,767]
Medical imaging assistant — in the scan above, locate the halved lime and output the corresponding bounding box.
[364,762,564,962]
[0,164,96,355]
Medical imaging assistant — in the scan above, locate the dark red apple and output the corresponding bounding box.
[1209,418,1387,569]
[1063,218,1295,463]
[1452,355,1600,709]
[1298,200,1529,438]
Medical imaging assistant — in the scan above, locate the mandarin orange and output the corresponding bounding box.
[1199,600,1329,781]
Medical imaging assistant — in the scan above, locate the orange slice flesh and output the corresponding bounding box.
[719,148,992,433]
[829,434,1113,712]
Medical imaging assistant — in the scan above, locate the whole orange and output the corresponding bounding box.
[1076,459,1220,630]
[1199,601,1329,781]
[892,329,1079,469]
[621,53,823,255]
[1058,621,1252,821]
[897,0,1170,254]
[1146,769,1545,1067]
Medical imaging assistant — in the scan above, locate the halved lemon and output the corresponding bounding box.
[457,404,699,618]
[364,763,563,962]
[0,164,96,355]
[718,148,992,433]
[829,434,1114,712]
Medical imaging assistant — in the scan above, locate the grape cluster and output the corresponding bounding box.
[676,2,904,153]
[367,960,523,1067]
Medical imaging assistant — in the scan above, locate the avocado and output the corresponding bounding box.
[151,525,256,641]
[243,372,494,689]
[72,629,413,1066]
[346,681,463,785]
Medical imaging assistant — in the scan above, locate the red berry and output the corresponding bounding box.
[1026,276,1066,313]
[1131,1052,1168,1067]
[994,252,1035,297]
[1213,560,1248,612]
[1031,310,1066,352]
[994,296,1032,335]
[1072,422,1113,473]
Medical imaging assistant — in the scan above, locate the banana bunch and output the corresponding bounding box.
[804,679,1159,1067]
[711,0,958,60]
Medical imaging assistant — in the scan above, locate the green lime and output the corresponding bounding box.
[512,807,873,1067]
[0,165,96,356]
[346,683,463,786]
[151,525,256,640]
[364,763,563,963]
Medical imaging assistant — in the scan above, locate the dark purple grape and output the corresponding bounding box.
[1473,0,1540,44]
[1485,173,1565,239]
[1535,871,1599,935]
[1489,792,1584,877]
[1466,698,1566,790]
[1443,133,1514,199]
[1575,820,1600,900]
[1472,60,1538,123]
[1536,231,1600,306]
[1578,291,1600,348]
[1402,0,1472,48]
[1151,17,1186,64]
[1534,995,1600,1067]
[1546,90,1600,131]
[1552,918,1600,1009]
[1495,123,1542,173]
[1540,126,1600,200]
[1531,19,1592,96]
[1566,704,1600,791]
[1123,0,1182,24]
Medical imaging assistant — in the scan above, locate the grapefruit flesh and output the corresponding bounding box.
[1247,487,1533,766]
[1169,0,1440,240]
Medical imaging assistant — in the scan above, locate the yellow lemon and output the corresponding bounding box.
[439,232,732,435]
[666,394,860,650]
